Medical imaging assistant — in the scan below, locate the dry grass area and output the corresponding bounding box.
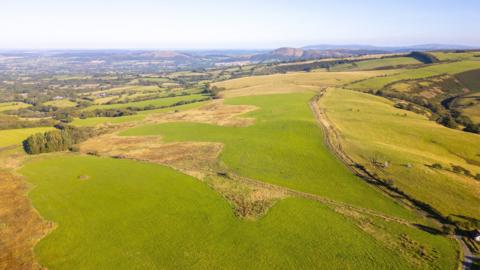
[0,170,54,270]
[214,70,396,97]
[79,134,222,179]
[146,100,257,127]
[206,175,288,220]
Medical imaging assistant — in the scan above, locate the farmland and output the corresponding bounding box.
[349,60,480,90]
[330,56,422,71]
[320,88,480,219]
[19,153,456,270]
[83,94,208,111]
[121,92,415,218]
[0,49,479,269]
[0,102,31,112]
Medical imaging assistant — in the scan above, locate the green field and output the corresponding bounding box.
[0,102,31,112]
[349,60,480,90]
[320,88,480,219]
[330,57,421,71]
[83,94,208,111]
[456,68,480,91]
[121,92,415,219]
[0,127,54,148]
[20,155,457,269]
[430,51,479,61]
[44,99,78,108]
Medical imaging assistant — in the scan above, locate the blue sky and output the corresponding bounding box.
[1,0,479,49]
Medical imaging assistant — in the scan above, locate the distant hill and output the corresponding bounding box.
[302,43,478,52]
[251,47,387,62]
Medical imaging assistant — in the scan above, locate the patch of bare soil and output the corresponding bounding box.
[79,134,222,178]
[0,170,54,270]
[146,100,257,127]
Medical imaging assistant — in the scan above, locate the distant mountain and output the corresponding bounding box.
[302,44,478,52]
[250,47,387,62]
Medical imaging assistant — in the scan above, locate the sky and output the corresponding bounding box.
[1,0,479,49]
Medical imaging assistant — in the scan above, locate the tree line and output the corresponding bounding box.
[23,124,97,155]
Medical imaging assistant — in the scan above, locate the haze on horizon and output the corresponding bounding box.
[1,0,479,50]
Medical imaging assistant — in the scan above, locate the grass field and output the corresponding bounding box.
[349,60,480,90]
[430,51,480,61]
[72,101,209,126]
[213,69,397,97]
[461,103,480,123]
[330,57,421,71]
[455,68,480,91]
[121,92,416,219]
[0,102,31,112]
[83,94,208,111]
[87,85,162,96]
[20,155,457,270]
[44,99,77,108]
[0,127,54,148]
[320,88,480,219]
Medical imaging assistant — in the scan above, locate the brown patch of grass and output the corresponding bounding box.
[79,134,222,178]
[0,170,54,270]
[146,100,257,127]
[206,175,288,220]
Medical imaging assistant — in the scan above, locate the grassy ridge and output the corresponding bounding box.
[20,155,456,269]
[213,70,396,97]
[330,57,421,71]
[121,93,415,219]
[349,60,480,90]
[320,89,480,219]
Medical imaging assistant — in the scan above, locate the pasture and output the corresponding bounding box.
[72,101,209,126]
[20,155,457,270]
[320,88,480,219]
[348,60,480,90]
[83,94,208,111]
[44,99,77,108]
[213,69,397,97]
[121,92,415,219]
[0,127,54,148]
[330,57,421,71]
[0,102,31,112]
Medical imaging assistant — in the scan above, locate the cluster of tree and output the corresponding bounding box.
[79,108,137,119]
[202,83,224,98]
[23,124,97,155]
[408,51,439,64]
